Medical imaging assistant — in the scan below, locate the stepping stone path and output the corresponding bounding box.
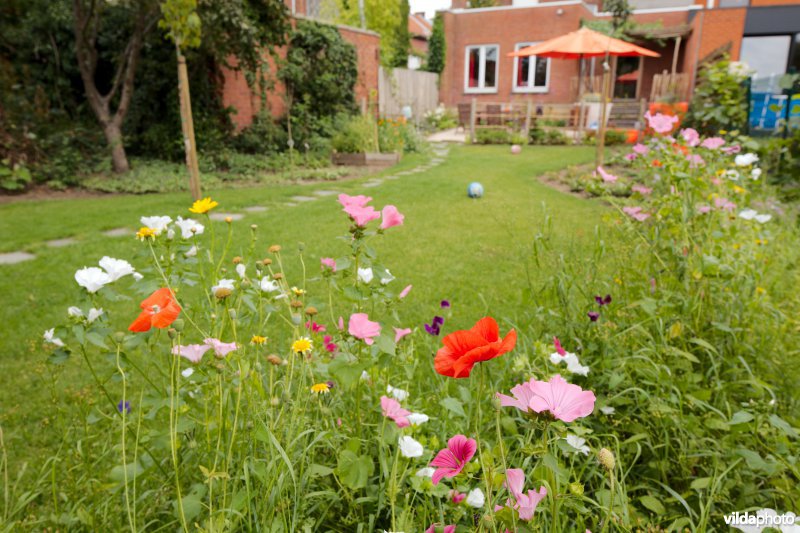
[0,251,36,265]
[313,190,339,197]
[103,228,131,237]
[46,237,77,248]
[290,196,317,203]
[209,213,245,221]
[243,206,268,213]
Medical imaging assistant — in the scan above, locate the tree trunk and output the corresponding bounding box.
[103,122,130,174]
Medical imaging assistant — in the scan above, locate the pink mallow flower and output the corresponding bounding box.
[596,166,618,183]
[631,184,652,195]
[380,205,404,230]
[172,344,211,364]
[696,205,712,214]
[497,374,596,423]
[338,193,372,209]
[701,137,725,150]
[425,525,456,533]
[449,490,466,504]
[633,143,649,155]
[680,128,700,147]
[394,327,412,343]
[622,206,650,222]
[306,321,326,333]
[321,257,337,271]
[723,144,741,155]
[686,154,705,168]
[429,434,477,485]
[624,153,637,161]
[203,338,238,358]
[348,313,381,345]
[380,395,411,428]
[494,468,547,521]
[399,284,412,299]
[344,204,380,227]
[644,112,679,134]
[323,335,337,353]
[714,197,736,212]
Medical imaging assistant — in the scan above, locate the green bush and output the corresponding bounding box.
[583,129,628,146]
[529,126,568,145]
[474,128,511,144]
[686,57,750,135]
[0,159,32,191]
[231,112,289,155]
[423,105,458,131]
[332,114,379,154]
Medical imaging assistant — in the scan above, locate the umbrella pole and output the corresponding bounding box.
[596,55,610,168]
[577,56,584,142]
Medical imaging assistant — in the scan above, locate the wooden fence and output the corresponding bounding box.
[378,67,439,121]
[650,71,691,102]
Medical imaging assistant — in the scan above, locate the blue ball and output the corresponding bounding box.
[467,182,484,198]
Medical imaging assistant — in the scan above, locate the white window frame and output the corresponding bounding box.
[464,44,500,94]
[512,42,550,94]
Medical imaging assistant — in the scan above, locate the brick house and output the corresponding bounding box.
[438,0,800,109]
[408,13,433,69]
[221,0,381,130]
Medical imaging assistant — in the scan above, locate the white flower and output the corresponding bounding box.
[212,279,235,297]
[407,412,429,426]
[380,269,395,285]
[416,467,435,478]
[600,406,616,415]
[357,267,374,284]
[68,306,83,318]
[140,215,172,235]
[360,370,371,382]
[739,208,757,220]
[565,434,590,455]
[465,488,485,508]
[387,384,409,401]
[43,328,65,347]
[755,213,772,223]
[751,168,762,180]
[185,245,198,258]
[75,267,111,293]
[260,277,279,293]
[549,350,590,376]
[236,264,246,279]
[735,153,759,167]
[87,308,104,323]
[398,436,424,458]
[166,229,175,240]
[181,367,195,378]
[132,272,143,281]
[99,256,136,281]
[724,169,741,181]
[174,216,204,239]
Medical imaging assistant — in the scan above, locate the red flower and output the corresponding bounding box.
[434,317,516,378]
[128,288,181,332]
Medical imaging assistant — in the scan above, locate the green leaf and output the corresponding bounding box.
[336,450,373,490]
[439,397,466,418]
[328,358,370,389]
[308,464,334,477]
[640,495,665,515]
[728,411,754,425]
[769,414,798,438]
[86,331,109,349]
[176,494,203,523]
[109,462,144,483]
[690,477,711,491]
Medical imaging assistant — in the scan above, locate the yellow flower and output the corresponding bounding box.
[311,383,330,394]
[251,335,267,345]
[733,243,741,250]
[733,185,747,194]
[291,286,306,296]
[756,287,766,295]
[719,129,727,135]
[136,227,157,240]
[614,277,622,285]
[189,197,219,214]
[292,337,312,354]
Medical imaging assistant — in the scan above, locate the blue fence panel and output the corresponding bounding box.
[750,92,800,132]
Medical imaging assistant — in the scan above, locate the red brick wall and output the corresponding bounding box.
[221,19,381,130]
[750,0,799,5]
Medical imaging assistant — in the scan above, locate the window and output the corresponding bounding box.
[465,45,499,93]
[513,43,549,93]
[741,35,791,93]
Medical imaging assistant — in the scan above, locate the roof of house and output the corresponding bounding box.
[408,13,433,39]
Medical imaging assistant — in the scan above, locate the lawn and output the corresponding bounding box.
[0,144,603,519]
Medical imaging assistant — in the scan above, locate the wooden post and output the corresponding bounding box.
[469,97,477,144]
[635,56,645,99]
[638,97,647,141]
[524,100,532,135]
[671,36,682,76]
[596,56,610,168]
[177,52,201,201]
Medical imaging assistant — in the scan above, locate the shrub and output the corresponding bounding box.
[332,114,379,153]
[686,57,750,135]
[583,129,628,146]
[475,128,511,144]
[231,112,289,155]
[423,105,458,131]
[529,126,568,145]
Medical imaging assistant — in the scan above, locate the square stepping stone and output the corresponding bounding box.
[46,238,77,248]
[313,190,339,197]
[284,202,298,207]
[362,180,383,188]
[290,195,316,203]
[209,213,244,221]
[0,251,35,265]
[243,206,268,213]
[103,228,131,237]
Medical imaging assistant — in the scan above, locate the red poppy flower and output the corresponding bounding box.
[128,288,181,332]
[651,159,663,167]
[434,317,517,378]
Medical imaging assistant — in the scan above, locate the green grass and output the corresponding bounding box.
[0,144,600,484]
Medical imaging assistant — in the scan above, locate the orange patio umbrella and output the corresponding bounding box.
[508,27,660,166]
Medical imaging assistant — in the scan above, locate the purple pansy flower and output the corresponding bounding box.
[594,294,612,306]
[440,300,450,308]
[117,400,131,414]
[425,316,444,336]
[588,312,600,322]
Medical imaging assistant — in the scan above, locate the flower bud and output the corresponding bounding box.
[262,258,272,266]
[172,319,185,332]
[270,397,281,406]
[273,272,284,280]
[232,256,242,264]
[214,288,232,299]
[250,224,257,231]
[266,354,283,366]
[168,328,178,339]
[241,279,251,289]
[290,300,303,309]
[305,306,318,316]
[225,217,233,224]
[113,331,126,344]
[166,229,175,240]
[228,308,237,320]
[598,448,615,471]
[269,245,281,253]
[298,242,305,252]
